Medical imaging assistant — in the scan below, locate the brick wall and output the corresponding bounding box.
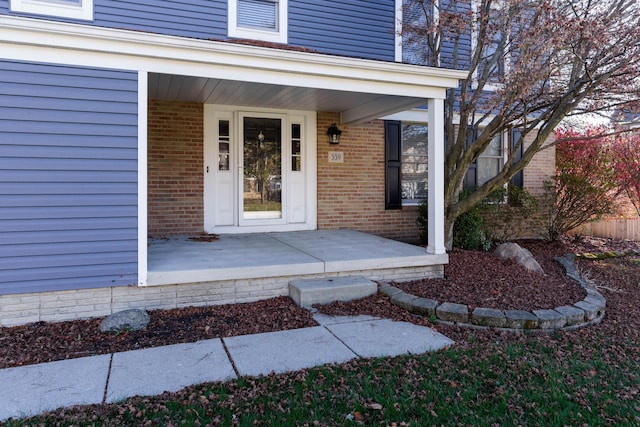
[523,132,555,196]
[316,112,422,243]
[148,99,204,236]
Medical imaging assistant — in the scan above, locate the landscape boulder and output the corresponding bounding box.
[100,309,150,332]
[494,242,545,275]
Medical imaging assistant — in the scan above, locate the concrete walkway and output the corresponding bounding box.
[0,314,453,422]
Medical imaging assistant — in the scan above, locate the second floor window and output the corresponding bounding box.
[229,0,288,44]
[238,0,277,31]
[10,0,93,21]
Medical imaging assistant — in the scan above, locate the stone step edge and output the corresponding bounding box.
[380,253,606,332]
[289,276,378,307]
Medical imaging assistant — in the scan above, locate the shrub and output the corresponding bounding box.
[543,127,620,241]
[416,198,429,245]
[417,191,489,250]
[453,190,489,250]
[481,185,539,243]
[611,133,640,217]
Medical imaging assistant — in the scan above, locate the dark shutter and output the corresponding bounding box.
[463,126,478,190]
[510,128,524,188]
[385,121,402,210]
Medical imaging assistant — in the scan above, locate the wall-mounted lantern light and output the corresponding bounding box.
[327,123,342,144]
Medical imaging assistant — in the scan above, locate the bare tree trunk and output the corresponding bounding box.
[443,218,455,251]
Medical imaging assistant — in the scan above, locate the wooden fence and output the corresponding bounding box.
[571,218,640,241]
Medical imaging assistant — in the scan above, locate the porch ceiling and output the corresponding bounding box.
[148,73,427,124]
[0,16,466,124]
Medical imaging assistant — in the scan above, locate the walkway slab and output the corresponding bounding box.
[106,339,235,403]
[0,355,110,421]
[313,313,381,325]
[224,326,357,376]
[325,319,454,358]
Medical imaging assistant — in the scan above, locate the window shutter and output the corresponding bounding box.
[463,126,478,190]
[238,0,277,30]
[510,128,524,188]
[385,121,402,210]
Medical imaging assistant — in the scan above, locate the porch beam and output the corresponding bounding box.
[427,98,446,255]
[342,97,429,125]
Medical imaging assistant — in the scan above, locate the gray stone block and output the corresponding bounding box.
[100,309,150,332]
[573,300,603,320]
[390,292,418,311]
[533,309,566,329]
[495,243,544,274]
[289,276,377,306]
[584,294,606,309]
[378,283,403,297]
[436,302,468,323]
[554,305,585,326]
[410,297,439,317]
[504,310,538,329]
[472,307,506,327]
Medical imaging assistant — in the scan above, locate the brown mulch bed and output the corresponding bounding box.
[0,297,316,369]
[1,236,639,371]
[391,240,585,311]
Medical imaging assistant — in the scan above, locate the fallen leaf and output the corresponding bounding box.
[365,402,383,410]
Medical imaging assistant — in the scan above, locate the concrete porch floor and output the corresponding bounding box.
[147,230,448,287]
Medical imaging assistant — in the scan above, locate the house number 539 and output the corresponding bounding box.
[328,152,344,163]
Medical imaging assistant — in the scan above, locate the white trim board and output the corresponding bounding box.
[0,15,465,100]
[137,71,149,286]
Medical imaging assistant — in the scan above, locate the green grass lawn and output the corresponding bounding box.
[6,256,640,426]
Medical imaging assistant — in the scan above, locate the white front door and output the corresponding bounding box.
[203,105,317,233]
[239,113,286,225]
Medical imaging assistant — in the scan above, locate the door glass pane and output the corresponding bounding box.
[291,123,301,172]
[243,117,282,219]
[218,120,230,171]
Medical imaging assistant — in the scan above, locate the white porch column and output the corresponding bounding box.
[427,98,446,255]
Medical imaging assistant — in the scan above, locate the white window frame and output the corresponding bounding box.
[10,0,93,21]
[476,131,506,187]
[470,0,509,92]
[401,122,429,206]
[228,0,288,44]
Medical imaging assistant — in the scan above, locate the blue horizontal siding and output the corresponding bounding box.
[0,170,135,182]
[289,0,396,61]
[0,217,137,233]
[0,59,138,294]
[0,204,137,219]
[0,194,137,207]
[0,240,134,257]
[0,0,227,39]
[95,0,227,39]
[402,0,471,69]
[2,0,396,61]
[1,263,137,289]
[0,273,135,295]
[0,133,136,148]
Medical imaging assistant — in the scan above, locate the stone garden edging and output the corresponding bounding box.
[381,254,606,332]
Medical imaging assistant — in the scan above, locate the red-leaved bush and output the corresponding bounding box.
[611,133,640,216]
[544,127,621,240]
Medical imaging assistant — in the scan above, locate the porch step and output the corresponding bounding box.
[289,276,378,307]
